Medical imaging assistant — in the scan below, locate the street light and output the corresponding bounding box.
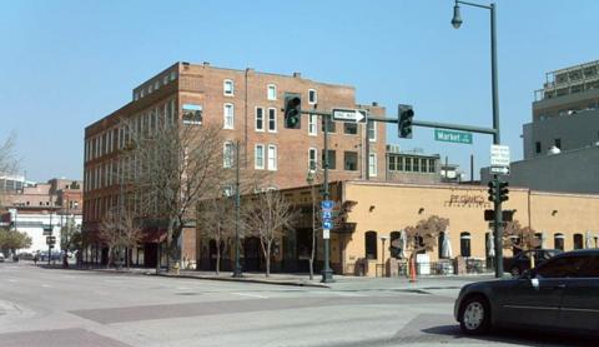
[306,169,317,280]
[232,140,243,278]
[380,234,389,277]
[451,0,503,278]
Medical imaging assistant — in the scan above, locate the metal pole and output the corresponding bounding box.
[233,140,242,277]
[321,115,333,283]
[365,116,370,180]
[490,3,503,278]
[48,212,52,265]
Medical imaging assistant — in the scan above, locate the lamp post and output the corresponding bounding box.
[306,169,317,280]
[451,0,504,278]
[232,140,243,278]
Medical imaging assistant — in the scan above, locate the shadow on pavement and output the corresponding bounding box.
[422,324,597,346]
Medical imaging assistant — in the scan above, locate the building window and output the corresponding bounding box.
[460,232,471,257]
[554,138,561,149]
[224,103,234,129]
[308,114,317,136]
[322,117,336,133]
[535,141,541,154]
[255,107,264,131]
[390,231,401,258]
[368,153,377,177]
[388,156,396,171]
[255,144,264,169]
[405,157,412,172]
[344,123,358,135]
[267,84,277,100]
[308,89,317,104]
[554,233,564,251]
[398,157,404,171]
[365,231,377,260]
[223,79,234,96]
[267,145,277,171]
[428,159,435,173]
[344,151,358,171]
[268,108,277,132]
[322,150,336,170]
[413,158,420,172]
[308,148,317,170]
[223,142,234,168]
[368,122,376,142]
[422,159,428,173]
[573,233,583,250]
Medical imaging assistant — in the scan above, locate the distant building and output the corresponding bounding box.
[482,60,599,194]
[1,178,83,254]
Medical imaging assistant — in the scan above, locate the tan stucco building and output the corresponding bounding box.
[218,180,599,276]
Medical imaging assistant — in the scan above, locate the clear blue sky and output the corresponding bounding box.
[1,0,598,182]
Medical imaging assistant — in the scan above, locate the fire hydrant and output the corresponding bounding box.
[173,262,180,275]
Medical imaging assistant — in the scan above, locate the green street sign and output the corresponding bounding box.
[434,129,473,144]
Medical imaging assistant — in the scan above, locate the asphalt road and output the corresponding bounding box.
[0,262,594,347]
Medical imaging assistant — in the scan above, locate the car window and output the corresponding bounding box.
[535,255,589,278]
[578,256,599,277]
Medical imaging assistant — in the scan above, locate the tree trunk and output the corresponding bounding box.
[106,246,112,269]
[216,240,221,276]
[308,258,314,280]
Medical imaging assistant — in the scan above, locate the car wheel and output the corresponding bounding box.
[510,267,520,277]
[459,295,491,335]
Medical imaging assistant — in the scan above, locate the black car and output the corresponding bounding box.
[455,249,599,335]
[504,248,562,277]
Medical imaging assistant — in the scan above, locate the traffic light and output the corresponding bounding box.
[498,181,509,202]
[284,93,302,129]
[398,104,414,138]
[487,180,497,202]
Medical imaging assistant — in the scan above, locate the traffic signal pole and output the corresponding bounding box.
[493,175,504,277]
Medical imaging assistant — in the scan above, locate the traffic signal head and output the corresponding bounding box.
[398,104,414,139]
[499,181,509,202]
[487,181,497,202]
[284,93,302,129]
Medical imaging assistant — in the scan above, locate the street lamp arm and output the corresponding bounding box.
[456,0,492,10]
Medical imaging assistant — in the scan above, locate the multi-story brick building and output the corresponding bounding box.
[83,61,397,267]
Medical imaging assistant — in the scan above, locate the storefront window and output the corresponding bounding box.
[460,232,471,257]
[365,231,378,260]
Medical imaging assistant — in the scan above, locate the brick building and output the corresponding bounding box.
[83,61,397,267]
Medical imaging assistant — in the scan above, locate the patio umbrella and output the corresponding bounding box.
[399,230,407,259]
[487,232,495,257]
[441,230,453,259]
[586,231,593,249]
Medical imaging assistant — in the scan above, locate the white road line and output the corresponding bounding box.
[7,279,17,283]
[329,291,365,297]
[41,284,52,288]
[230,292,268,299]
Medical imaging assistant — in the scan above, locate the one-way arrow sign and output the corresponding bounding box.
[332,108,367,123]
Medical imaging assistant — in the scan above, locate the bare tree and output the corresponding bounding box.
[119,209,143,269]
[503,220,541,268]
[404,215,449,279]
[98,209,121,268]
[243,191,298,277]
[197,197,235,275]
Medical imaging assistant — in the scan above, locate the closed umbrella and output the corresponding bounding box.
[441,230,453,259]
[586,231,593,249]
[487,232,495,257]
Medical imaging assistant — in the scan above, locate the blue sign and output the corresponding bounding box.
[321,200,334,210]
[322,211,333,219]
[322,220,333,230]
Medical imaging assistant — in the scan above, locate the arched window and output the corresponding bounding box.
[554,233,564,251]
[438,232,445,259]
[534,232,544,249]
[573,233,584,250]
[365,231,377,260]
[460,232,471,257]
[390,231,401,258]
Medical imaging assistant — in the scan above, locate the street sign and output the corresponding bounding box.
[434,129,473,144]
[46,236,56,245]
[322,211,333,219]
[490,145,510,167]
[323,220,333,230]
[321,200,335,210]
[323,229,330,239]
[490,166,510,175]
[43,228,52,236]
[332,108,366,123]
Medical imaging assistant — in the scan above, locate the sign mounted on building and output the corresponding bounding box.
[434,129,473,144]
[331,108,366,123]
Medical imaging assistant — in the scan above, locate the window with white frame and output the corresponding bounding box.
[223,79,234,96]
[308,89,317,104]
[368,121,376,142]
[368,153,377,177]
[255,144,265,169]
[267,84,277,100]
[267,144,277,170]
[308,114,317,136]
[309,148,318,170]
[224,103,235,129]
[255,107,265,131]
[268,108,277,132]
[223,142,234,168]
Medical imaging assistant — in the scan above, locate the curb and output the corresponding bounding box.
[153,273,331,289]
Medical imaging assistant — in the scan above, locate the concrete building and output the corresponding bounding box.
[199,180,599,276]
[83,62,447,268]
[1,178,83,254]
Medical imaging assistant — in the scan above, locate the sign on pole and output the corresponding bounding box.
[321,200,335,238]
[490,144,510,175]
[434,129,473,144]
[332,108,366,123]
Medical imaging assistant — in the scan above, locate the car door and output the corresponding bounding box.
[496,255,574,327]
[558,254,599,332]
